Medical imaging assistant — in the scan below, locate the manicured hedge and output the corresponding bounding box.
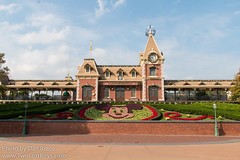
[151,102,240,121]
[0,102,88,119]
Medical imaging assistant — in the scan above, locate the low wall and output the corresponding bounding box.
[0,121,240,136]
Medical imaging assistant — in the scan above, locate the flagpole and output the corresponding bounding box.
[90,40,93,58]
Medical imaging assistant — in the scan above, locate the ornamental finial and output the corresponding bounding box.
[146,25,156,36]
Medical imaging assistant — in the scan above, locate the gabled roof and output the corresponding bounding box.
[76,58,100,77]
[97,65,142,81]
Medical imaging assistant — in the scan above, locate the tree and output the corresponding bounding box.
[230,70,240,101]
[0,53,10,99]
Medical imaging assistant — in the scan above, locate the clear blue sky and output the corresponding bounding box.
[0,0,239,80]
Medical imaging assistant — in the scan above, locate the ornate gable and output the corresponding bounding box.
[76,58,100,77]
[140,25,164,65]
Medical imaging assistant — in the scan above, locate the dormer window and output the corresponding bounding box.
[37,82,44,85]
[118,72,123,80]
[132,71,136,77]
[130,69,137,78]
[86,65,91,73]
[22,82,30,85]
[105,69,111,78]
[117,69,124,80]
[150,67,156,76]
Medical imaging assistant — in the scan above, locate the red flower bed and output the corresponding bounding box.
[78,106,94,120]
[56,112,73,119]
[142,106,159,120]
[29,112,73,120]
[164,112,214,121]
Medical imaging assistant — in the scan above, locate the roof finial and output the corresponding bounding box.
[145,25,156,36]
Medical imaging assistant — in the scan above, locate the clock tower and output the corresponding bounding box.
[140,25,164,101]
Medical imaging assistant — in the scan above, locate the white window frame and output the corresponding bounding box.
[118,71,123,80]
[131,87,136,98]
[150,67,156,76]
[104,87,110,98]
[131,71,136,77]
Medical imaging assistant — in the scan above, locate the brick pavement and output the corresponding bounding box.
[0,135,240,160]
[2,134,240,145]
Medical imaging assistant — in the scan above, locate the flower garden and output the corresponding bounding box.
[25,104,215,121]
[78,104,160,120]
[0,102,239,121]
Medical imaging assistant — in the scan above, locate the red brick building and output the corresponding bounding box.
[76,26,165,102]
[5,26,234,102]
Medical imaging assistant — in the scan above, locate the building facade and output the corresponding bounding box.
[4,26,236,102]
[76,26,164,102]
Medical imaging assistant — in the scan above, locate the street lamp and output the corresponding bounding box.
[22,102,28,135]
[213,103,219,136]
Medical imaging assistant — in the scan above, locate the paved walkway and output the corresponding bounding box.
[0,134,240,160]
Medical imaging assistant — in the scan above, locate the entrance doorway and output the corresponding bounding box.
[149,86,158,101]
[82,86,92,101]
[115,87,125,102]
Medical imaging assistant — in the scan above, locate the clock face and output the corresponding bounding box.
[148,53,158,63]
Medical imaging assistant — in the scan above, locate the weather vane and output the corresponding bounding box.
[145,25,156,36]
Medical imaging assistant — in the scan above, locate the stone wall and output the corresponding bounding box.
[0,121,239,136]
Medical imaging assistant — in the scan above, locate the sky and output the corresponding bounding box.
[0,0,240,80]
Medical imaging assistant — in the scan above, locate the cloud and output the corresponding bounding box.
[234,10,240,15]
[0,3,21,14]
[0,21,24,32]
[113,0,125,8]
[18,27,70,45]
[95,0,125,18]
[95,0,109,18]
[9,46,73,80]
[28,14,66,28]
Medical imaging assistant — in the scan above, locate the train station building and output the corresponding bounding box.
[5,26,235,102]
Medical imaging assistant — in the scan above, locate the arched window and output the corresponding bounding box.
[150,67,156,76]
[82,86,92,101]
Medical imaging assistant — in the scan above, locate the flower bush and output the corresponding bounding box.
[126,104,143,113]
[45,113,51,117]
[218,116,224,120]
[30,112,74,120]
[165,117,171,120]
[78,106,94,120]
[18,115,23,119]
[164,112,214,121]
[95,103,112,112]
[67,117,73,120]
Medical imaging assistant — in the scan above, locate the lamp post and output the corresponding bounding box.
[213,103,219,136]
[22,102,28,135]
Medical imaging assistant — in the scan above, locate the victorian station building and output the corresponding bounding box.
[4,26,236,102]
